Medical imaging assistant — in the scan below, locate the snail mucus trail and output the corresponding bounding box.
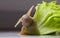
[14,5,35,35]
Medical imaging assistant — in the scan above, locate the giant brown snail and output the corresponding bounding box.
[14,5,36,35]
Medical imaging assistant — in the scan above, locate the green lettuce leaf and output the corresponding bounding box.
[33,1,60,34]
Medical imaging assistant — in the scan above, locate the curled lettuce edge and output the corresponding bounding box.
[33,1,60,35]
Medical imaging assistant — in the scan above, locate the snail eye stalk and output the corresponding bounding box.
[26,5,34,16]
[14,18,22,28]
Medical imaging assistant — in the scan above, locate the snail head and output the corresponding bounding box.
[14,5,34,27]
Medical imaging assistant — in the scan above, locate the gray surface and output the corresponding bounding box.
[0,32,60,38]
[0,36,60,38]
[0,31,19,37]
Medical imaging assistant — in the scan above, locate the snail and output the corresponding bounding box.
[14,5,35,35]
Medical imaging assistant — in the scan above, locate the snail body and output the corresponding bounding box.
[15,5,36,35]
